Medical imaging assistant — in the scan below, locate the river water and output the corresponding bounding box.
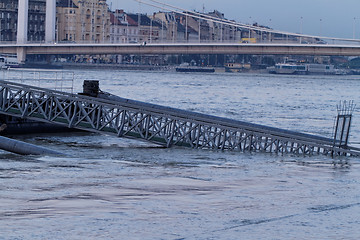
[1,70,360,239]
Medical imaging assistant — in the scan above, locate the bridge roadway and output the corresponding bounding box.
[0,80,359,157]
[3,43,360,62]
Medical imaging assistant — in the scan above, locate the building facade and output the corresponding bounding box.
[0,0,46,42]
[110,9,139,43]
[57,0,110,43]
[28,0,46,42]
[0,0,17,42]
[126,13,163,43]
[56,0,78,42]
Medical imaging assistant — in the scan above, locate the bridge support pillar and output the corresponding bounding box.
[17,0,29,44]
[17,47,27,64]
[45,0,56,43]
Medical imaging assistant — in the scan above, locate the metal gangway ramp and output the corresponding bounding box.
[0,80,359,157]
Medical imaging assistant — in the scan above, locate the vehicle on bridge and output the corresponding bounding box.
[0,55,20,69]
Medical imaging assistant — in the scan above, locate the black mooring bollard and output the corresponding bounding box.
[82,80,100,97]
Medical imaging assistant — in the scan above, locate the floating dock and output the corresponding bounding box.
[0,80,359,157]
[176,67,215,73]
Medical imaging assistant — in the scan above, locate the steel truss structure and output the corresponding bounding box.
[0,80,359,157]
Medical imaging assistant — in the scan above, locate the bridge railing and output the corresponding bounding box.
[2,35,360,46]
[2,36,360,46]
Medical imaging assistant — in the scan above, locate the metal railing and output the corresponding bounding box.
[0,80,359,157]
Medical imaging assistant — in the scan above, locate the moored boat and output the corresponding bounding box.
[267,63,336,75]
[224,63,251,73]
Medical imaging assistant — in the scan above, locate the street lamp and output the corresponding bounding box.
[220,23,223,42]
[268,19,272,42]
[353,17,356,39]
[198,16,201,43]
[248,16,252,40]
[126,21,129,43]
[150,18,152,43]
[185,15,187,43]
[300,16,303,43]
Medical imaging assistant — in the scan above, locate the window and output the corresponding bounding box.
[297,66,306,70]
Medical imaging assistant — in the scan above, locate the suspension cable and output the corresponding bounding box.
[133,0,360,43]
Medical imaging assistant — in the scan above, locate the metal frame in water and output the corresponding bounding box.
[333,100,356,148]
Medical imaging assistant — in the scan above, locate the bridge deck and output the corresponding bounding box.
[0,80,358,157]
[4,43,360,58]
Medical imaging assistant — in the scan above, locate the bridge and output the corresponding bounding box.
[4,43,360,63]
[0,80,359,157]
[4,0,360,63]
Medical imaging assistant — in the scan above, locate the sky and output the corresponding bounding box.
[107,0,360,39]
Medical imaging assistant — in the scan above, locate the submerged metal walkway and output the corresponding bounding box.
[0,80,359,157]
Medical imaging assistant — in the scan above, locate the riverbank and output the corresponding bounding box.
[61,62,173,71]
